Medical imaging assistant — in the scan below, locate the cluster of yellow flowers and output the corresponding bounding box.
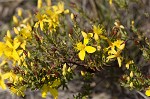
[107,40,125,67]
[35,1,69,32]
[0,2,33,95]
[75,22,150,98]
[0,24,32,64]
[0,25,32,94]
[76,24,125,68]
[76,25,106,61]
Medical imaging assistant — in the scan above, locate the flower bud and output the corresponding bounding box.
[127,76,130,82]
[130,71,134,78]
[62,63,67,76]
[97,46,101,51]
[13,16,18,25]
[81,71,85,76]
[17,8,22,17]
[64,9,69,14]
[46,0,51,6]
[71,13,74,20]
[130,82,133,87]
[67,67,71,72]
[37,0,42,9]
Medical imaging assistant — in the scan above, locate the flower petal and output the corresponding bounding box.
[145,89,150,96]
[0,42,5,57]
[94,34,99,41]
[78,50,85,60]
[14,27,19,34]
[12,49,20,61]
[49,88,58,99]
[0,80,6,89]
[76,42,84,51]
[40,21,44,31]
[84,38,89,45]
[100,35,107,39]
[120,43,125,50]
[41,84,48,98]
[3,72,12,79]
[107,55,116,59]
[81,31,87,38]
[7,30,11,38]
[85,46,96,53]
[117,57,122,67]
[87,33,93,38]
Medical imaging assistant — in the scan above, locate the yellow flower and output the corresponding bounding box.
[112,40,125,50]
[46,10,59,32]
[45,3,69,32]
[145,87,150,96]
[52,2,68,14]
[14,36,26,50]
[10,86,26,96]
[107,49,123,67]
[0,72,12,89]
[41,79,60,98]
[107,40,125,67]
[82,31,93,38]
[20,27,32,39]
[76,39,96,60]
[125,60,134,69]
[2,31,18,60]
[81,31,93,44]
[0,30,26,62]
[93,25,107,41]
[14,25,32,40]
[5,37,24,61]
[34,13,48,31]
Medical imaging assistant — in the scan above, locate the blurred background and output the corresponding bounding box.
[0,0,149,99]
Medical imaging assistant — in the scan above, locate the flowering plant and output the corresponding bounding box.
[0,0,150,98]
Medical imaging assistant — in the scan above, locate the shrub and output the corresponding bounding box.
[0,0,149,98]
